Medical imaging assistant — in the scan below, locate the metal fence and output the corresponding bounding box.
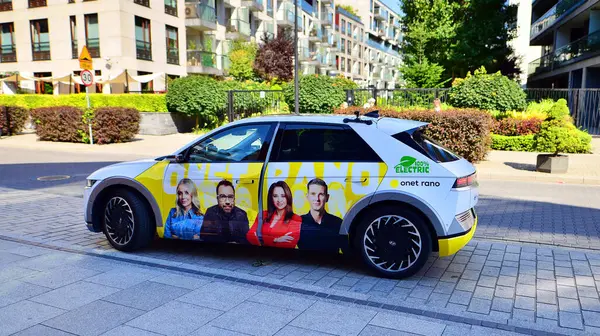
[345,88,450,109]
[226,90,286,122]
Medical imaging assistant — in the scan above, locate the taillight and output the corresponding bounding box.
[453,173,477,188]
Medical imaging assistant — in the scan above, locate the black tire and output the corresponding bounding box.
[353,205,432,279]
[102,188,154,252]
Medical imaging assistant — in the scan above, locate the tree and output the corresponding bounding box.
[400,59,446,88]
[254,27,294,82]
[227,38,257,81]
[399,0,521,85]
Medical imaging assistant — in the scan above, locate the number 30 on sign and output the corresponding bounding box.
[81,70,94,87]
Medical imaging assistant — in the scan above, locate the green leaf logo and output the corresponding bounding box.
[400,156,416,167]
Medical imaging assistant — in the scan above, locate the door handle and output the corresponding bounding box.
[345,178,367,183]
[236,179,255,185]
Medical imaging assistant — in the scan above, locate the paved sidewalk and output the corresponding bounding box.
[2,186,600,335]
[1,239,488,336]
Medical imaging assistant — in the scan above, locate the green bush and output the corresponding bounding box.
[534,120,591,154]
[335,107,493,162]
[491,134,536,151]
[448,66,527,112]
[283,75,346,114]
[0,106,29,135]
[546,98,570,121]
[166,75,226,128]
[332,75,359,91]
[0,94,167,112]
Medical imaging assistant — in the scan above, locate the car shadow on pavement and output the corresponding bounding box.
[503,161,536,172]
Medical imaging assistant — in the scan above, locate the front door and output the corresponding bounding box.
[246,123,386,253]
[160,122,276,244]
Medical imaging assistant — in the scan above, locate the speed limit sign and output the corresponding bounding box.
[81,69,94,87]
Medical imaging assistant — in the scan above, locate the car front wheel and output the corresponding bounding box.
[102,188,154,252]
[354,205,432,279]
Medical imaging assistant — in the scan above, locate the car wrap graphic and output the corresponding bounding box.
[134,160,387,252]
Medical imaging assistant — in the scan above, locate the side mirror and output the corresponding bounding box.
[166,154,185,163]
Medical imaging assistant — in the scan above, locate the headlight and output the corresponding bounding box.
[86,179,98,188]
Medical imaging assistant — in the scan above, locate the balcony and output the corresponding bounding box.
[277,4,302,30]
[321,9,333,27]
[86,38,100,58]
[134,0,149,7]
[321,0,332,4]
[530,0,586,40]
[32,42,50,61]
[242,0,264,12]
[136,40,152,61]
[0,44,16,62]
[186,3,217,31]
[299,47,319,64]
[529,30,600,76]
[320,52,336,68]
[28,0,46,8]
[0,1,12,11]
[308,26,322,42]
[165,4,177,16]
[167,48,179,65]
[226,19,251,39]
[187,50,228,75]
[186,3,217,28]
[302,64,317,75]
[374,7,389,21]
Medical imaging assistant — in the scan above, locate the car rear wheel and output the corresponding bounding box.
[354,205,431,279]
[102,188,154,252]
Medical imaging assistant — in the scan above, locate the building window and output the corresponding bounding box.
[341,38,345,53]
[165,0,177,16]
[166,25,179,65]
[85,14,100,58]
[134,0,150,7]
[70,16,77,59]
[0,22,16,62]
[347,22,351,36]
[0,0,12,12]
[28,0,46,8]
[347,59,351,72]
[135,16,152,61]
[138,70,154,92]
[341,19,345,34]
[341,57,345,71]
[34,72,52,94]
[30,19,50,61]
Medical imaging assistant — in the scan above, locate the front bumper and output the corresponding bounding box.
[437,209,478,257]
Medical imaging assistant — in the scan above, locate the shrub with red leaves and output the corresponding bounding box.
[491,117,543,136]
[92,107,140,144]
[30,106,85,142]
[0,106,28,135]
[335,107,493,163]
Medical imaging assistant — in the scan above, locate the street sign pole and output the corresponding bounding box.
[79,46,94,145]
[86,85,93,145]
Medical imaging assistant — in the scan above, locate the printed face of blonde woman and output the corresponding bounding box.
[272,186,287,212]
[177,184,193,212]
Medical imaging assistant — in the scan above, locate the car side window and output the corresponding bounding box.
[272,124,381,162]
[187,124,272,163]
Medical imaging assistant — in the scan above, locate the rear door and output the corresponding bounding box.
[160,122,276,244]
[248,122,386,253]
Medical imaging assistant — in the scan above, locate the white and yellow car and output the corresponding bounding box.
[84,113,478,278]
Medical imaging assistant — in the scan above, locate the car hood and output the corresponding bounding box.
[87,159,161,181]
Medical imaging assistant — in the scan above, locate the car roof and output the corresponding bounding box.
[233,114,429,134]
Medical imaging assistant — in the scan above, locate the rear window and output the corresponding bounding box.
[393,129,460,163]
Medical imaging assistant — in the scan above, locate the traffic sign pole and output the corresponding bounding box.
[86,86,93,145]
[79,44,94,145]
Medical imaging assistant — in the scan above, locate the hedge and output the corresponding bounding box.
[93,107,140,144]
[491,134,536,152]
[0,94,167,112]
[335,107,493,162]
[31,106,85,142]
[30,106,141,144]
[491,117,543,136]
[0,106,28,135]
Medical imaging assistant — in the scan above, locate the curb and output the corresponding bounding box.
[478,172,600,186]
[0,234,588,336]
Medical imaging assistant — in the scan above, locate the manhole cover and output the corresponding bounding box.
[37,175,71,181]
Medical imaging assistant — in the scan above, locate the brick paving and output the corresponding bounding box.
[2,186,600,334]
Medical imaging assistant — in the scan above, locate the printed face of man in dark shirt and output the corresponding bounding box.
[217,185,235,214]
[307,184,328,222]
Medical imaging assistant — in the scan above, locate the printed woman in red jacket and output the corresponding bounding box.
[247,181,302,248]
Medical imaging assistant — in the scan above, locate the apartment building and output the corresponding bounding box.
[334,0,402,89]
[0,0,187,93]
[527,0,600,88]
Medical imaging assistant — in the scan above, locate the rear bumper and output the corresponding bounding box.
[437,209,477,257]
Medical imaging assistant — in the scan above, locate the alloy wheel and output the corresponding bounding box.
[104,196,135,246]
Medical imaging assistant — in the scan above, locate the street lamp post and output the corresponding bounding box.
[294,0,299,115]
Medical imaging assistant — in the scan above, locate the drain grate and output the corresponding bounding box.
[37,175,71,181]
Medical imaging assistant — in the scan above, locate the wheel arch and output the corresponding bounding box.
[340,192,445,252]
[87,177,162,233]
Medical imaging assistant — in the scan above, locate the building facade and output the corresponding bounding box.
[0,0,403,93]
[527,0,600,88]
[0,0,187,93]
